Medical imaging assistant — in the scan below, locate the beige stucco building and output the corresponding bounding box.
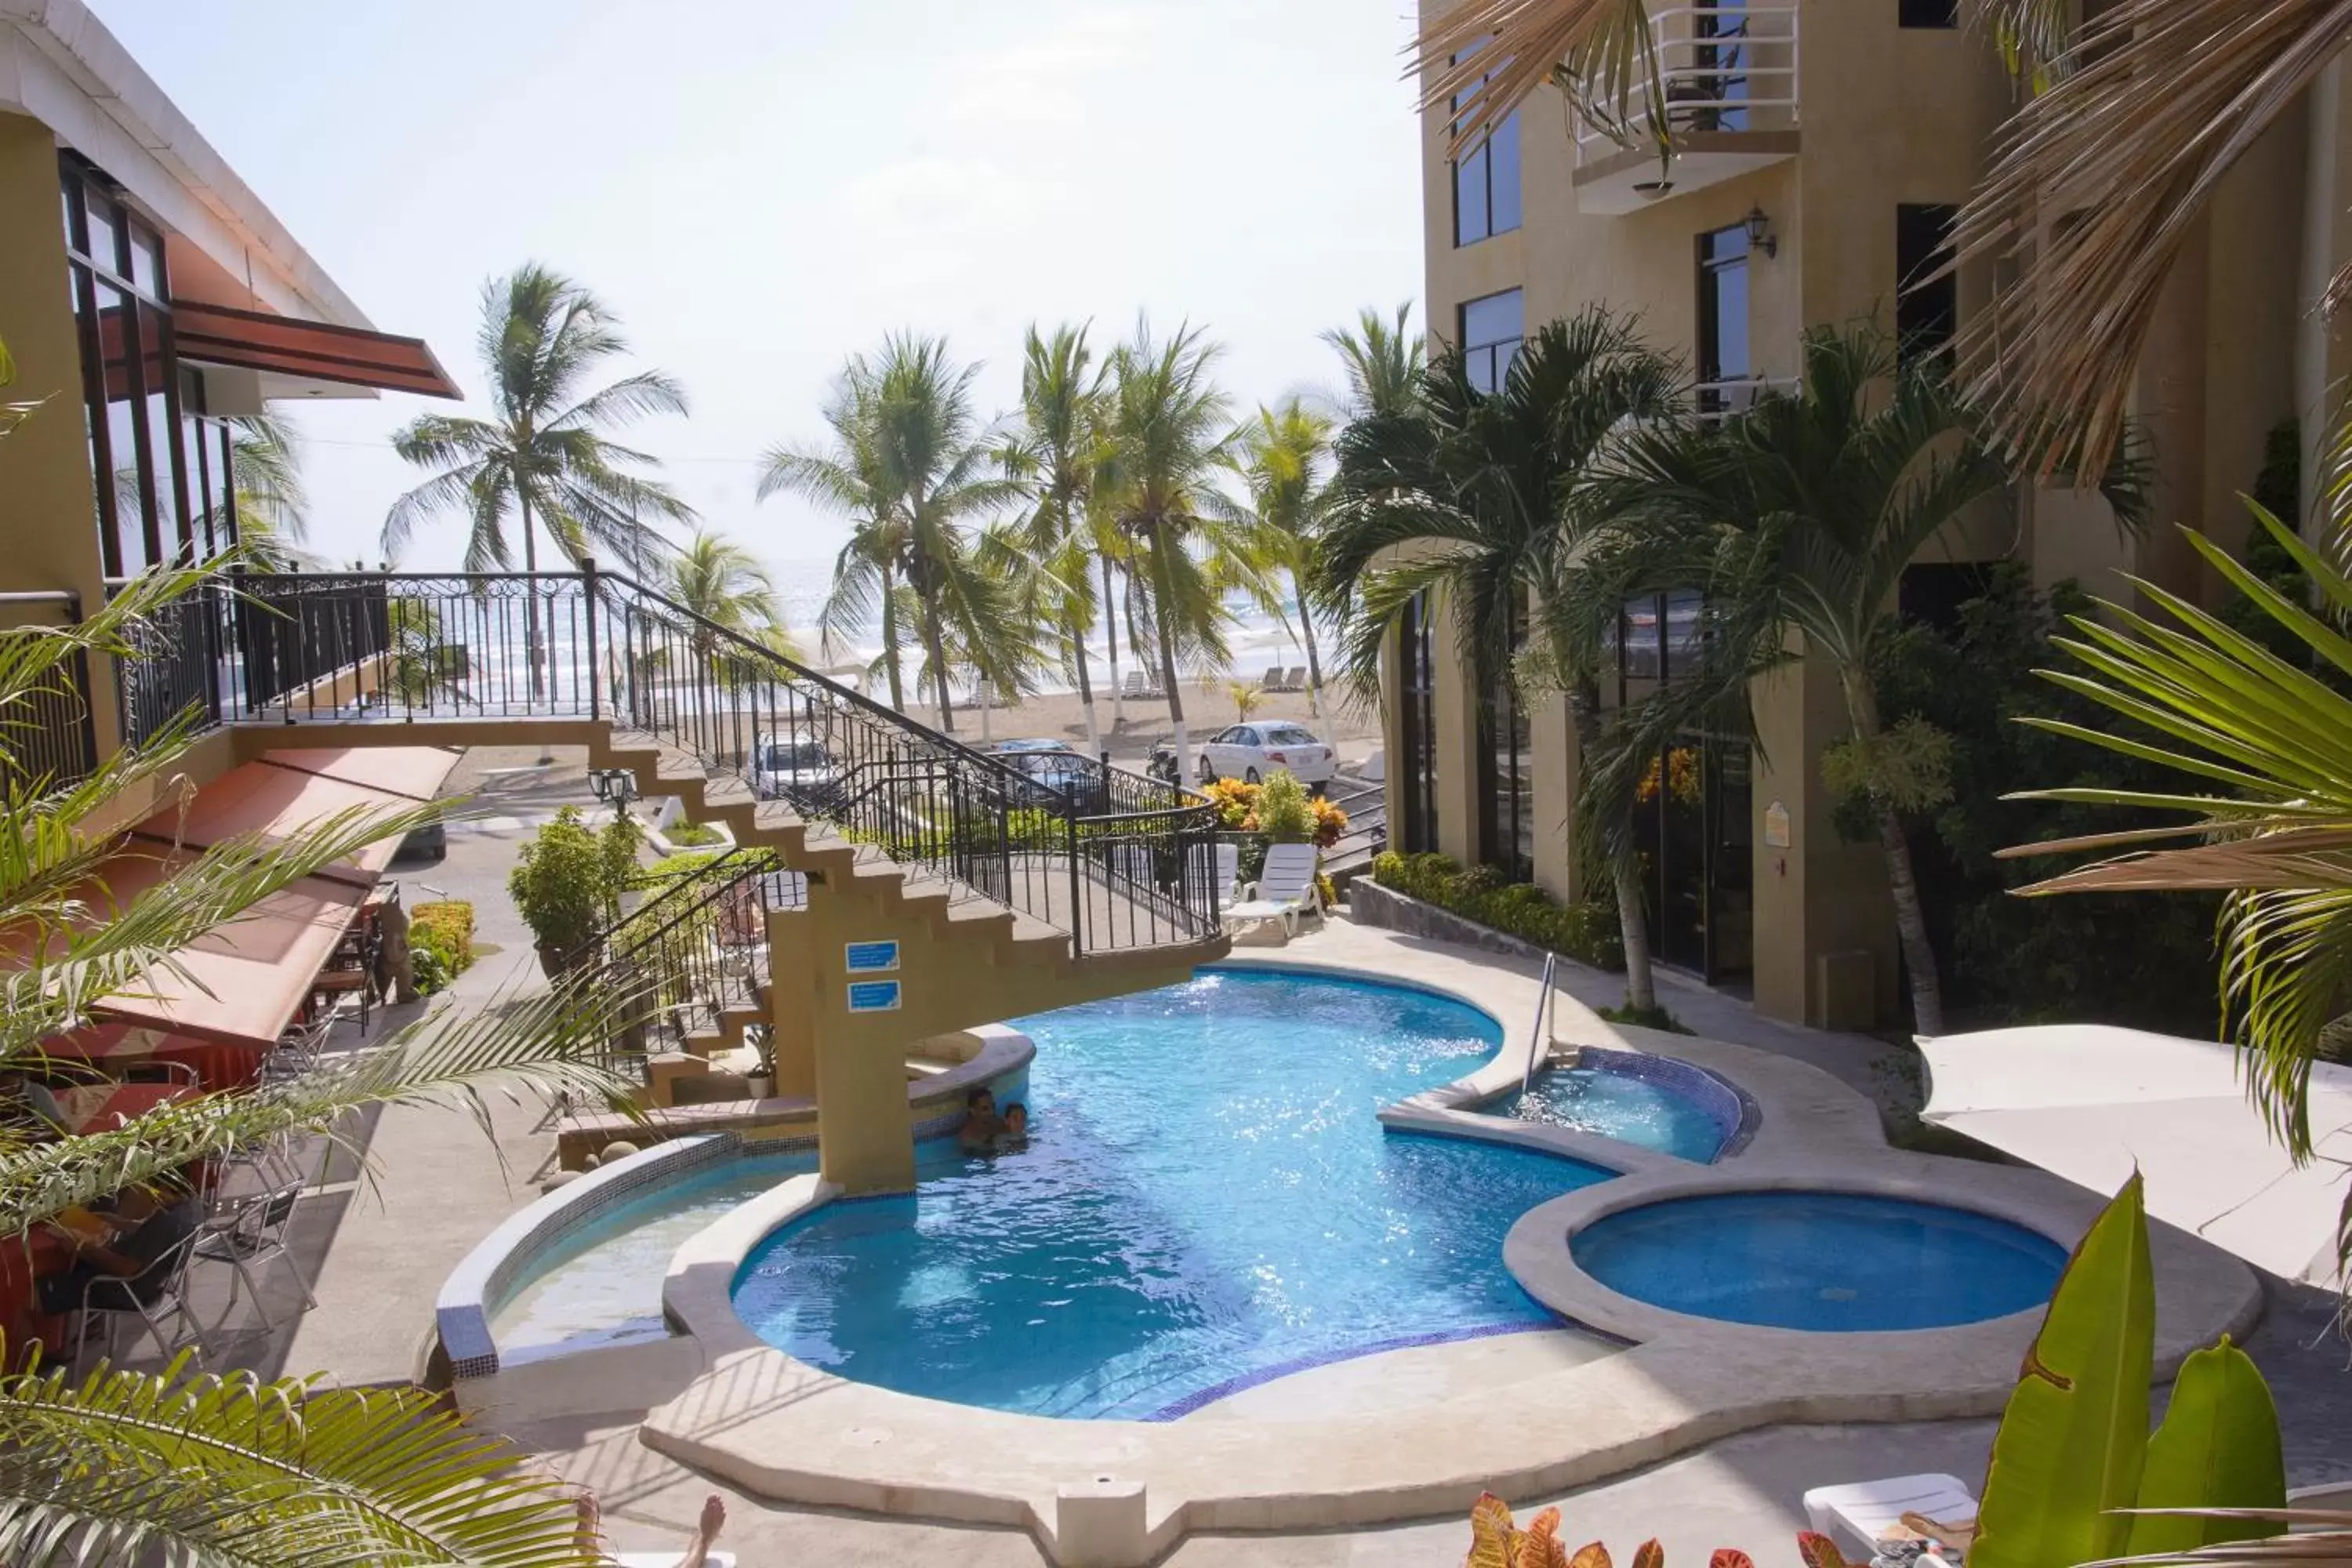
[1392,0,2352,1028]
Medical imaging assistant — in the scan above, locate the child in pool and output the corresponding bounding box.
[993,1102,1029,1151]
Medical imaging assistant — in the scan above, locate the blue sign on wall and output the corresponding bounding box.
[844,939,901,974]
[846,979,902,1014]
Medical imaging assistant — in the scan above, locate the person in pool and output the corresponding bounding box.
[956,1087,1002,1153]
[993,1102,1029,1151]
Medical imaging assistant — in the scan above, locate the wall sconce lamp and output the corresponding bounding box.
[1744,205,1779,259]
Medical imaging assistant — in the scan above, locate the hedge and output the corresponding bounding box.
[1370,851,1624,971]
[408,900,477,996]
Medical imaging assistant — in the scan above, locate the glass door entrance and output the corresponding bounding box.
[1634,731,1753,984]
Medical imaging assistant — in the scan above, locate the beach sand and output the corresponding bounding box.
[916,681,1385,769]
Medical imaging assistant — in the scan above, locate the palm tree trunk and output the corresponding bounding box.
[1145,522,1189,778]
[1098,552,1125,728]
[879,561,905,713]
[1293,579,1326,723]
[1071,619,1102,757]
[1569,681,1657,1013]
[518,490,545,703]
[910,551,956,735]
[1842,678,1945,1034]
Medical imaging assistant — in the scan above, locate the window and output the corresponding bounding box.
[1896,203,1959,368]
[1398,591,1439,853]
[1264,724,1318,747]
[1696,224,1752,418]
[1451,49,1522,247]
[1690,1,1751,132]
[1899,0,1959,26]
[1461,289,1525,394]
[1477,596,1532,880]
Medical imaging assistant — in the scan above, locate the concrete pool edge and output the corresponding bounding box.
[632,938,2267,1567]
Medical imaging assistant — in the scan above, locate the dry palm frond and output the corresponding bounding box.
[1414,0,1666,159]
[2011,827,2352,895]
[1953,0,2352,479]
[2084,1508,2352,1568]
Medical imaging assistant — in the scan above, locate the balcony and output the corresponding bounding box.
[1693,374,1798,423]
[1573,4,1799,216]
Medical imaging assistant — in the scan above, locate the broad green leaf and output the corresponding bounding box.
[2125,1337,2286,1559]
[1972,1174,2155,1568]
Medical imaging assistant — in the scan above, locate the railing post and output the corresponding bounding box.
[1065,807,1085,956]
[581,556,601,722]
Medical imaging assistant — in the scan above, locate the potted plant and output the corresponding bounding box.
[745,1022,775,1100]
[507,806,640,977]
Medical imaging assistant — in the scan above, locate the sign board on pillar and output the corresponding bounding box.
[844,939,901,974]
[1763,800,1792,849]
[847,979,902,1013]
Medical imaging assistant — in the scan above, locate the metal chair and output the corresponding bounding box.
[193,1179,314,1331]
[74,1229,215,1370]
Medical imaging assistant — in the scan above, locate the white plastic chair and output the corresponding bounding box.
[1802,1472,1977,1563]
[1225,842,1321,939]
[1185,840,1242,913]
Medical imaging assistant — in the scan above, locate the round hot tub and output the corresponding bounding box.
[1570,1190,2067,1331]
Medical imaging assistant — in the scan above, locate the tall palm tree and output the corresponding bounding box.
[1101,321,1268,776]
[1578,323,2135,1034]
[1005,324,1114,753]
[384,263,695,697]
[1322,310,1684,1015]
[0,568,641,1562]
[666,526,789,662]
[1323,303,1426,420]
[224,416,312,569]
[1225,400,1336,720]
[762,334,1022,735]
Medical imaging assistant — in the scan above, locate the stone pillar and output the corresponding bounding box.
[802,876,916,1196]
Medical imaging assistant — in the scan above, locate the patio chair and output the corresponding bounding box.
[1283,666,1310,693]
[74,1229,216,1370]
[1185,840,1243,913]
[1257,663,1285,692]
[1802,1472,1977,1564]
[1224,842,1322,940]
[1121,671,1150,700]
[194,1178,316,1332]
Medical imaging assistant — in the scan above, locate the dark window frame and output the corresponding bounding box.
[1475,595,1533,881]
[1460,287,1526,396]
[1696,223,1752,417]
[1398,591,1439,853]
[1896,201,1960,369]
[1899,0,1960,27]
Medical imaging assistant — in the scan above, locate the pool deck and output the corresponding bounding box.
[631,919,2266,1566]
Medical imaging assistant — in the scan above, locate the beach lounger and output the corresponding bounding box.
[1122,671,1150,699]
[1224,842,1321,939]
[1802,1472,1978,1564]
[1258,664,1286,692]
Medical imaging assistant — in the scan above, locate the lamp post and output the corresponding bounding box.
[589,767,639,825]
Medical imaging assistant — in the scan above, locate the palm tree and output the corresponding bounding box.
[384,263,695,697]
[1323,303,1426,420]
[1225,400,1336,720]
[0,568,642,1561]
[666,527,785,655]
[224,416,312,569]
[1005,324,1114,752]
[1101,321,1270,777]
[1321,310,1685,1015]
[763,335,1022,735]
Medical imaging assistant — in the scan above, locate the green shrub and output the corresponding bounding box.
[631,848,724,887]
[1253,771,1314,844]
[408,899,476,991]
[663,821,724,847]
[507,808,640,960]
[1370,851,1624,971]
[412,943,455,996]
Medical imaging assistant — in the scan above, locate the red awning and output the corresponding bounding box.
[132,746,459,887]
[169,299,461,400]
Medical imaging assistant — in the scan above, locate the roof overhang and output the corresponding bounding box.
[172,299,461,401]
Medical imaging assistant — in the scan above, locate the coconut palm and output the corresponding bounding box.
[1004,324,1115,751]
[1225,400,1336,720]
[1100,321,1275,777]
[221,416,314,569]
[1320,309,1684,1015]
[762,335,1023,735]
[383,263,695,696]
[665,527,786,656]
[1323,303,1426,421]
[0,567,641,1563]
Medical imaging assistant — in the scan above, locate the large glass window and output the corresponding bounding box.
[1697,224,1752,418]
[1398,591,1439,853]
[1477,596,1533,880]
[1451,48,1522,247]
[1896,203,1959,368]
[1461,289,1525,395]
[1900,0,1959,26]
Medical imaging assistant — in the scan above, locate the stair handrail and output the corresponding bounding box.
[1523,952,1559,1095]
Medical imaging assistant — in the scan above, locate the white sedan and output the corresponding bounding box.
[1198,721,1336,787]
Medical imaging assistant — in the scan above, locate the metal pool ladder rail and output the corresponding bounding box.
[1523,952,1560,1094]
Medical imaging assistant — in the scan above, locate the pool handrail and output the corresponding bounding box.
[1523,952,1559,1096]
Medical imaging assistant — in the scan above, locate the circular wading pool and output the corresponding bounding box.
[1569,1190,2068,1331]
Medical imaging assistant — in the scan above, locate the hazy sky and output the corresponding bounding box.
[87,2,1428,593]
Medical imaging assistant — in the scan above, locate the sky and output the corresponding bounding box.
[87,1,1428,604]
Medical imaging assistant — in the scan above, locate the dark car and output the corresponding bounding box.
[394,821,447,862]
[991,741,1109,813]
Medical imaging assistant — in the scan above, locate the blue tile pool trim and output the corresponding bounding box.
[1573,1044,1759,1161]
[1143,1319,1566,1421]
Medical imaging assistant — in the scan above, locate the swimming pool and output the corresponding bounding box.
[1497,1063,1732,1163]
[730,970,1617,1420]
[1570,1191,2068,1331]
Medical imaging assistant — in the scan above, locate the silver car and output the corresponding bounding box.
[1198,721,1335,787]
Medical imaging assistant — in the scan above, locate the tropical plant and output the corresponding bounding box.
[1252,770,1316,844]
[1101,320,1273,775]
[1373,851,1624,971]
[1004,323,1119,751]
[1575,323,2138,1035]
[0,332,43,441]
[1459,1491,1790,1568]
[506,805,641,971]
[383,263,695,695]
[1226,399,1337,719]
[664,527,788,664]
[760,333,1025,732]
[1323,302,1425,422]
[224,415,313,570]
[1226,680,1265,723]
[0,570,641,1563]
[1320,309,1682,1014]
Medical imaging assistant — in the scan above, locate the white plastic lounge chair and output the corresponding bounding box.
[1225,842,1321,938]
[1186,840,1243,912]
[1802,1473,1977,1563]
[1282,666,1309,691]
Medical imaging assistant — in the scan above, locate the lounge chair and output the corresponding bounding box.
[1802,1472,1977,1564]
[1121,671,1150,700]
[1186,840,1243,912]
[1257,664,1286,692]
[1224,842,1321,940]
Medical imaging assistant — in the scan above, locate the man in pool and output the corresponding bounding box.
[993,1102,1029,1151]
[956,1087,1002,1153]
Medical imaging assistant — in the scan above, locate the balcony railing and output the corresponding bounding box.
[1693,374,1799,423]
[0,590,100,795]
[1571,4,1799,212]
[111,566,1224,960]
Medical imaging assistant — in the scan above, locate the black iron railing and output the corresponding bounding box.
[167,565,1222,957]
[0,590,100,794]
[602,847,793,1059]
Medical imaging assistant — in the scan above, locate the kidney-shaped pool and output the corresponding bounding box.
[731,969,1617,1420]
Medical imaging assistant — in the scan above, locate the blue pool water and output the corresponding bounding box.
[1572,1192,2068,1331]
[731,970,1616,1420]
[1498,1067,1729,1162]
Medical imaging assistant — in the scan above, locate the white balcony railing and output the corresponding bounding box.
[1573,4,1800,170]
[1692,375,1798,423]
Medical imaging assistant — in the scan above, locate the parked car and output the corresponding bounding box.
[991,739,1109,812]
[394,820,447,862]
[1198,721,1335,787]
[751,731,842,811]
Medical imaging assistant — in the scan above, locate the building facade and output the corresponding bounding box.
[1396,0,2352,1028]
